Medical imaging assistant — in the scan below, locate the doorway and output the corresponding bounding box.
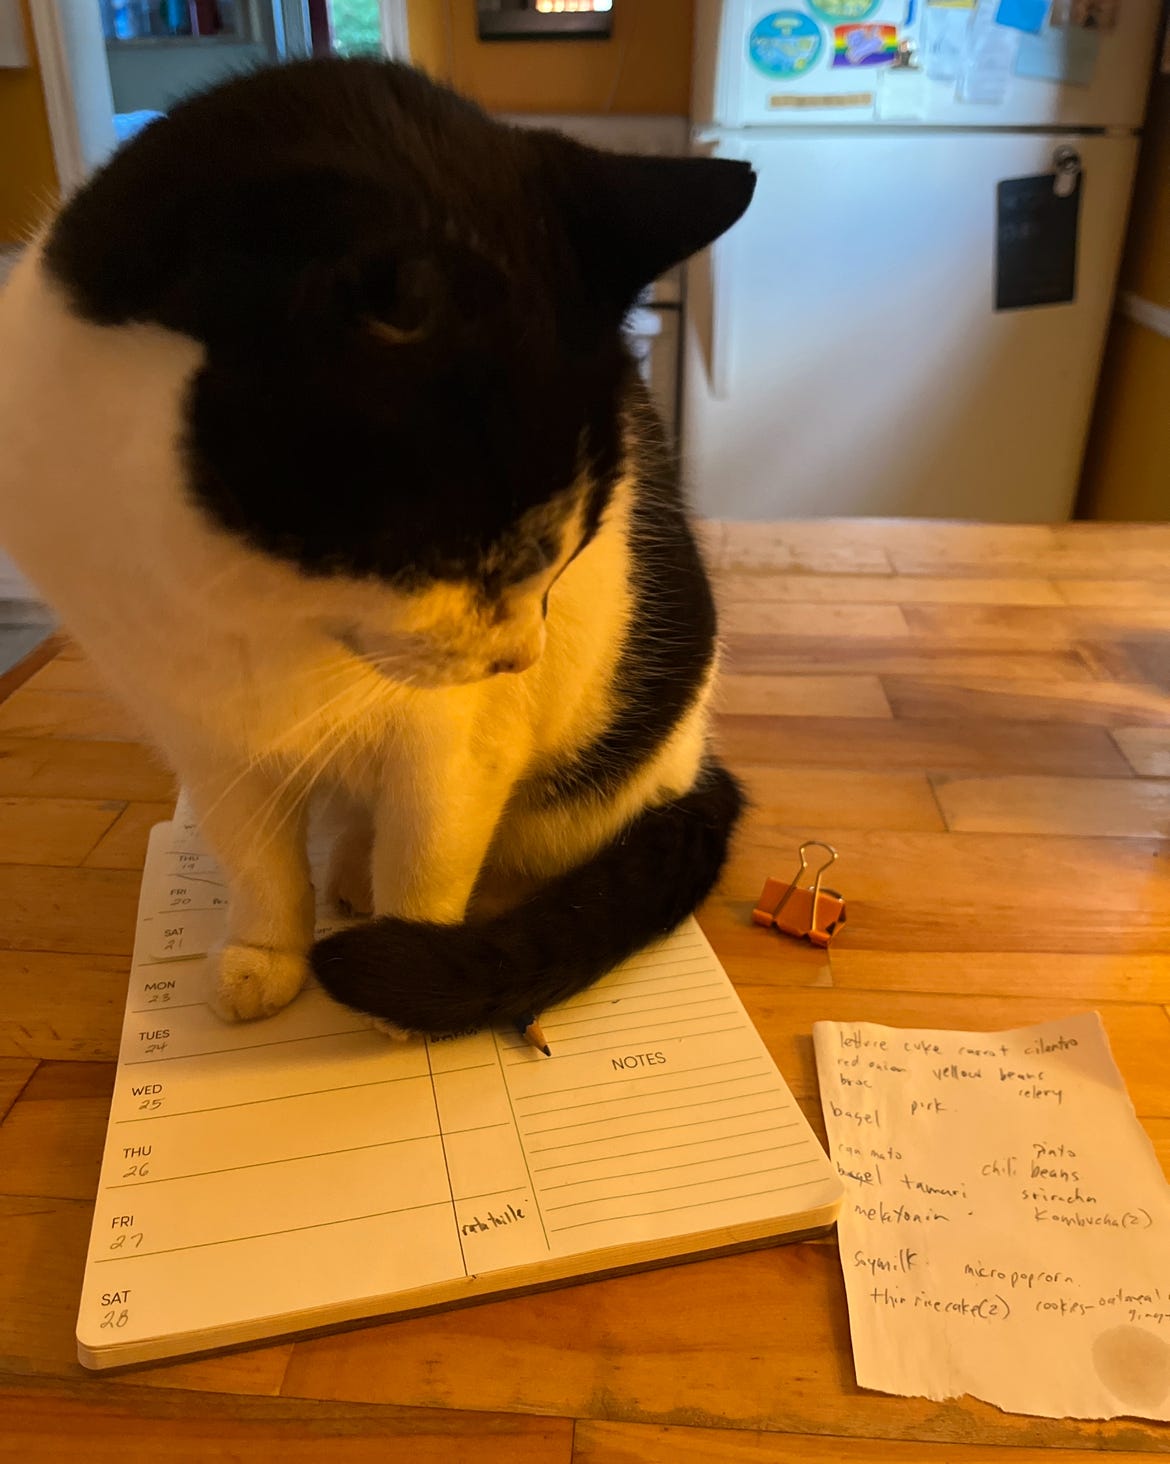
[31,1,409,203]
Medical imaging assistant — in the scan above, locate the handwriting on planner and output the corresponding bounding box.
[460,1200,528,1237]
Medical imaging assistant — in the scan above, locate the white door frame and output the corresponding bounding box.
[30,0,412,203]
[28,0,116,199]
[380,0,411,60]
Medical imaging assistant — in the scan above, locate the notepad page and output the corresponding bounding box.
[77,819,839,1364]
[497,932,829,1253]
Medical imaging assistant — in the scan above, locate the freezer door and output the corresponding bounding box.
[682,131,1138,520]
[693,0,1161,129]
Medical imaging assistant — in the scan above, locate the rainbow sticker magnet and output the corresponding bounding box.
[832,22,899,65]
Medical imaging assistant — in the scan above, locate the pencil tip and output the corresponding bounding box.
[540,1044,551,1057]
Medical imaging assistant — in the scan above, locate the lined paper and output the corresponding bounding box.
[77,820,840,1367]
[505,935,824,1247]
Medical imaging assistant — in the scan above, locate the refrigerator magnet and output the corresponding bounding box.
[768,91,875,106]
[748,11,825,77]
[994,0,1048,33]
[810,0,880,18]
[832,23,900,64]
[995,170,1081,310]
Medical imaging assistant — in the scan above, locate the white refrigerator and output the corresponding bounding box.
[684,0,1163,520]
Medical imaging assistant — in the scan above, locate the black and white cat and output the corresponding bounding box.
[0,59,754,1035]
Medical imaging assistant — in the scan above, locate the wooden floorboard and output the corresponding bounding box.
[881,674,1170,727]
[1113,726,1170,777]
[0,1377,575,1463]
[0,687,147,741]
[0,1059,38,1126]
[0,735,175,801]
[573,1421,1165,1463]
[0,632,63,704]
[0,796,127,868]
[714,572,1064,606]
[932,772,1170,837]
[82,800,175,870]
[0,520,1167,1453]
[716,714,1132,776]
[0,951,130,1062]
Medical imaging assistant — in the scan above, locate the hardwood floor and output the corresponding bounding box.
[1,520,1168,1458]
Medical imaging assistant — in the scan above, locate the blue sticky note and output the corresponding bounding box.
[995,0,1048,33]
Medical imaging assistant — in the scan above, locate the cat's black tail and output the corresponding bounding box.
[309,761,744,1034]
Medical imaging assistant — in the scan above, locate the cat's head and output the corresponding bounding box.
[47,59,755,685]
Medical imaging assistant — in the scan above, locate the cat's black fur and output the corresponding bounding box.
[523,391,717,808]
[44,58,755,1032]
[46,59,754,586]
[314,762,744,1032]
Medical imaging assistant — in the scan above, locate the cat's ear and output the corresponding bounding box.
[543,142,756,300]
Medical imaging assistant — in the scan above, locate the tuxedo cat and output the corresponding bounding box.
[0,59,754,1035]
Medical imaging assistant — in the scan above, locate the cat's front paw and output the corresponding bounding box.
[211,942,308,1021]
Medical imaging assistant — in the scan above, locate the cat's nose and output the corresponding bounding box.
[487,624,545,676]
[488,646,539,675]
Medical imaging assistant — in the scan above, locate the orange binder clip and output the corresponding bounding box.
[753,841,846,948]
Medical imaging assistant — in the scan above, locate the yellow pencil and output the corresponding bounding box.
[515,1014,551,1057]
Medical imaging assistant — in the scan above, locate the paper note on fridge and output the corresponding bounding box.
[958,0,1019,102]
[814,1013,1170,1421]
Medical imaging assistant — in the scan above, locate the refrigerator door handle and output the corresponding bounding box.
[1053,145,1082,198]
[689,134,751,400]
[689,139,743,403]
[709,230,737,402]
[687,233,737,403]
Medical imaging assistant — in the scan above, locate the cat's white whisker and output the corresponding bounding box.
[187,662,370,827]
[233,679,394,852]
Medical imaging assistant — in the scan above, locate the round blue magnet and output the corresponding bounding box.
[747,11,825,78]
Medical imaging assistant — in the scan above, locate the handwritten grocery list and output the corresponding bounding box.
[814,1014,1170,1420]
[77,819,839,1366]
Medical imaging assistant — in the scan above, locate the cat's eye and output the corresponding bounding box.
[367,318,428,346]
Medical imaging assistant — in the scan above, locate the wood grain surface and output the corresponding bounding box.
[1,519,1167,1458]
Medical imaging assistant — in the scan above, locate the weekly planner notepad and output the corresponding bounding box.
[77,817,842,1368]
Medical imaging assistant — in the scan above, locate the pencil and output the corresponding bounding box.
[515,1013,551,1057]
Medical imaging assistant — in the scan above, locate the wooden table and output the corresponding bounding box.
[1,520,1168,1460]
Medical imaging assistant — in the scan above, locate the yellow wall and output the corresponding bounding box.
[1119,70,1170,310]
[0,0,58,244]
[1079,71,1170,521]
[1080,314,1170,521]
[407,0,693,114]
